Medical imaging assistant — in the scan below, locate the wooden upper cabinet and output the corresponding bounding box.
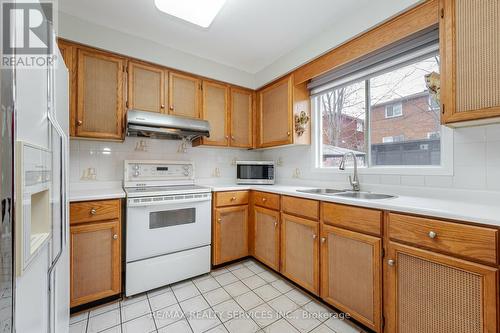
[70,219,121,307]
[57,40,77,137]
[259,76,293,147]
[128,61,166,113]
[321,225,382,333]
[385,241,498,333]
[440,0,500,125]
[214,206,248,265]
[76,48,126,140]
[280,213,319,295]
[168,72,200,118]
[253,206,280,271]
[230,87,253,148]
[200,81,229,146]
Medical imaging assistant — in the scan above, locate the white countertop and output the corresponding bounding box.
[69,181,500,227]
[69,182,126,202]
[208,184,500,228]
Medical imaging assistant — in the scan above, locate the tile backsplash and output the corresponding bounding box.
[69,137,260,184]
[70,124,500,195]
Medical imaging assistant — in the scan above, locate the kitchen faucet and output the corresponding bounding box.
[339,152,360,191]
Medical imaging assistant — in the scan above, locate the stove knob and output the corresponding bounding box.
[134,171,140,177]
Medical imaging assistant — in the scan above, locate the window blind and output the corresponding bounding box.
[308,26,439,96]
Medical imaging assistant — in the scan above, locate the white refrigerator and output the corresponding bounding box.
[6,13,70,333]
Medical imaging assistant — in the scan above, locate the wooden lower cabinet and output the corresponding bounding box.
[385,241,498,333]
[253,206,280,271]
[70,219,121,307]
[321,224,382,333]
[280,213,319,294]
[213,206,248,265]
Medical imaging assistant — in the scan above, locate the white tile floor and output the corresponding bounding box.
[69,259,367,333]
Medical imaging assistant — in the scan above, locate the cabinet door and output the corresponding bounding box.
[70,220,121,307]
[168,72,200,118]
[57,40,77,137]
[440,0,500,124]
[281,213,319,294]
[259,76,292,147]
[385,242,498,333]
[201,81,229,146]
[230,87,253,148]
[76,48,125,139]
[253,206,280,271]
[321,225,382,332]
[128,61,165,113]
[214,206,248,265]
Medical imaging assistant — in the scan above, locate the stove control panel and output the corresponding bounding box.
[124,160,194,183]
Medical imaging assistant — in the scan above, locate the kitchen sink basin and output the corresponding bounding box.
[334,191,396,200]
[297,188,396,200]
[296,188,347,195]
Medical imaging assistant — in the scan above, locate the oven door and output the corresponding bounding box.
[126,194,211,262]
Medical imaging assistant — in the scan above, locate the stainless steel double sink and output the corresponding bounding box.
[296,188,396,200]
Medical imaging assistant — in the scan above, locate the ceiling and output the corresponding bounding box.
[59,0,380,74]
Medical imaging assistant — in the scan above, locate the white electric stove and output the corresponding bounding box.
[123,160,212,296]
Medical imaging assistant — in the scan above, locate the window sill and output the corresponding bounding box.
[311,165,454,176]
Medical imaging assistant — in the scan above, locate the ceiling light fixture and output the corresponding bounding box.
[154,0,227,28]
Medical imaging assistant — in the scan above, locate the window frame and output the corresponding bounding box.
[311,85,454,177]
[384,103,403,118]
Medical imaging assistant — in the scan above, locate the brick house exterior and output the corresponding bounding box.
[370,91,440,144]
[322,113,365,151]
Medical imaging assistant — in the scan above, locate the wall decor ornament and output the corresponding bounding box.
[294,111,310,136]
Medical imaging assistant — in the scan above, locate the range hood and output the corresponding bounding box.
[126,110,210,141]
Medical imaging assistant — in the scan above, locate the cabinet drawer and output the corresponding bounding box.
[70,199,121,225]
[322,203,382,236]
[388,213,498,264]
[282,196,319,220]
[253,191,280,210]
[215,191,249,207]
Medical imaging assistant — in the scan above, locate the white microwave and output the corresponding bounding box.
[236,161,275,185]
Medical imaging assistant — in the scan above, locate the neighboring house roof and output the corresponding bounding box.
[322,144,366,156]
[371,91,429,108]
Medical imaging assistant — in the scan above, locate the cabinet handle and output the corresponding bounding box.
[231,196,236,201]
[77,120,83,126]
[312,234,317,240]
[428,231,437,239]
[113,234,118,240]
[287,131,291,136]
[169,105,174,111]
[262,197,267,202]
[231,136,235,140]
[320,237,326,243]
[274,221,278,228]
[225,136,229,139]
[388,259,396,266]
[90,208,97,215]
[161,104,165,109]
[217,218,222,223]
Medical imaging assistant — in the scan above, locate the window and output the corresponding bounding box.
[385,103,402,118]
[382,135,404,143]
[428,95,440,111]
[314,55,447,169]
[427,132,440,139]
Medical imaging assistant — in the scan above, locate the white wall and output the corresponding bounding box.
[254,0,421,87]
[69,137,260,185]
[261,124,500,194]
[58,12,256,89]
